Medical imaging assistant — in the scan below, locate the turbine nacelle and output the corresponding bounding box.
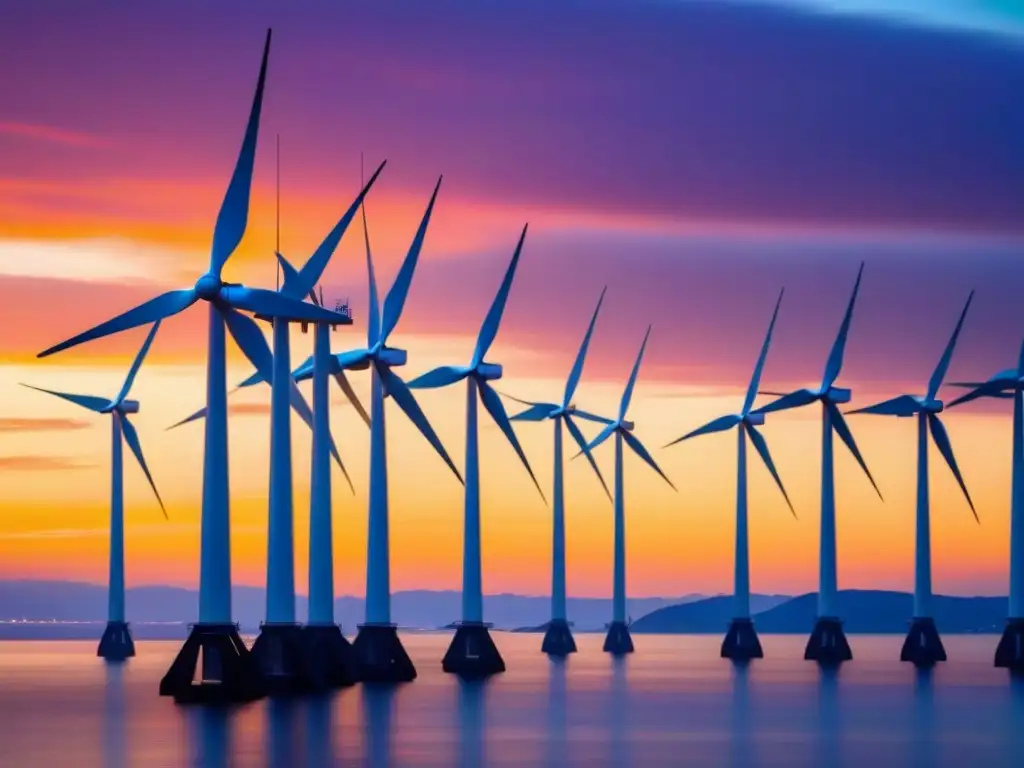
[913,395,943,414]
[826,387,852,404]
[743,411,765,426]
[619,419,635,432]
[119,400,140,414]
[474,362,503,381]
[377,347,407,368]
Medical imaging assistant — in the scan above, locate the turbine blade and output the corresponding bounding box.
[827,402,883,500]
[381,366,463,483]
[745,424,796,518]
[210,29,272,276]
[564,414,611,500]
[275,252,318,305]
[20,384,108,413]
[167,403,209,430]
[742,288,784,415]
[1018,336,1024,377]
[113,320,162,406]
[220,286,348,323]
[948,380,1013,408]
[479,380,546,503]
[493,389,542,408]
[564,286,607,409]
[328,430,356,495]
[927,413,978,522]
[363,185,381,348]
[622,430,676,491]
[288,355,314,384]
[472,224,528,366]
[927,291,974,401]
[221,307,274,385]
[406,365,471,390]
[753,388,817,416]
[664,413,741,448]
[284,159,387,300]
[120,414,167,519]
[579,423,616,456]
[847,394,921,417]
[333,370,371,427]
[380,176,442,342]
[821,261,864,390]
[619,325,652,421]
[757,390,789,397]
[510,403,553,422]
[38,289,197,358]
[570,409,615,425]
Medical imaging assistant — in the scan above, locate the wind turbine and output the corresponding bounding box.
[754,262,882,665]
[584,326,676,655]
[36,30,351,703]
[947,339,1024,672]
[329,176,464,683]
[23,321,166,662]
[407,225,544,679]
[505,287,613,657]
[849,292,977,667]
[664,289,794,661]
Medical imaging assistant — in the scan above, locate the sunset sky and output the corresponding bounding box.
[1,0,1023,604]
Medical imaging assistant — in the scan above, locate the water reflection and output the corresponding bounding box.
[102,664,127,768]
[362,684,396,767]
[729,662,753,768]
[306,694,336,768]
[817,666,841,766]
[188,706,231,768]
[911,668,936,768]
[545,659,570,767]
[1010,676,1024,764]
[609,657,630,766]
[265,698,301,768]
[457,679,488,768]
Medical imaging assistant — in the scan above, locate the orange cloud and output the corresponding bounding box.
[0,121,106,148]
[0,456,90,471]
[0,418,91,432]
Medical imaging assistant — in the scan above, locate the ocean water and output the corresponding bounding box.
[0,633,1021,767]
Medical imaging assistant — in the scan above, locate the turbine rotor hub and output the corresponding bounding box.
[619,419,635,432]
[194,272,222,300]
[474,362,503,381]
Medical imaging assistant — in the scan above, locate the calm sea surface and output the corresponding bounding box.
[0,634,1021,767]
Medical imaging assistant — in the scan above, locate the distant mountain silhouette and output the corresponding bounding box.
[0,580,692,636]
[632,590,1007,634]
[631,594,791,633]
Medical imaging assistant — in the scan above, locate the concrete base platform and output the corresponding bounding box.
[541,619,577,657]
[900,617,947,667]
[97,620,135,661]
[352,624,417,683]
[303,623,359,689]
[721,618,763,661]
[994,618,1024,672]
[804,617,853,665]
[251,623,318,696]
[442,622,506,679]
[159,623,266,704]
[603,621,634,655]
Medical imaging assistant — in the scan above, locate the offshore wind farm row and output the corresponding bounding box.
[23,30,1024,705]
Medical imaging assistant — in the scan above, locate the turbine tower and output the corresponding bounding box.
[37,30,351,703]
[754,263,882,665]
[665,289,794,661]
[246,164,383,695]
[23,321,166,662]
[947,340,1024,672]
[850,292,977,667]
[408,225,545,679]
[584,326,676,655]
[328,177,463,683]
[506,287,612,657]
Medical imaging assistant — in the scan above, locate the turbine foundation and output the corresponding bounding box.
[541,619,577,657]
[603,620,634,655]
[900,617,947,667]
[159,623,265,704]
[721,618,763,661]
[97,620,135,661]
[352,624,417,683]
[804,617,852,665]
[251,622,318,696]
[443,622,506,679]
[302,623,360,689]
[994,618,1024,672]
